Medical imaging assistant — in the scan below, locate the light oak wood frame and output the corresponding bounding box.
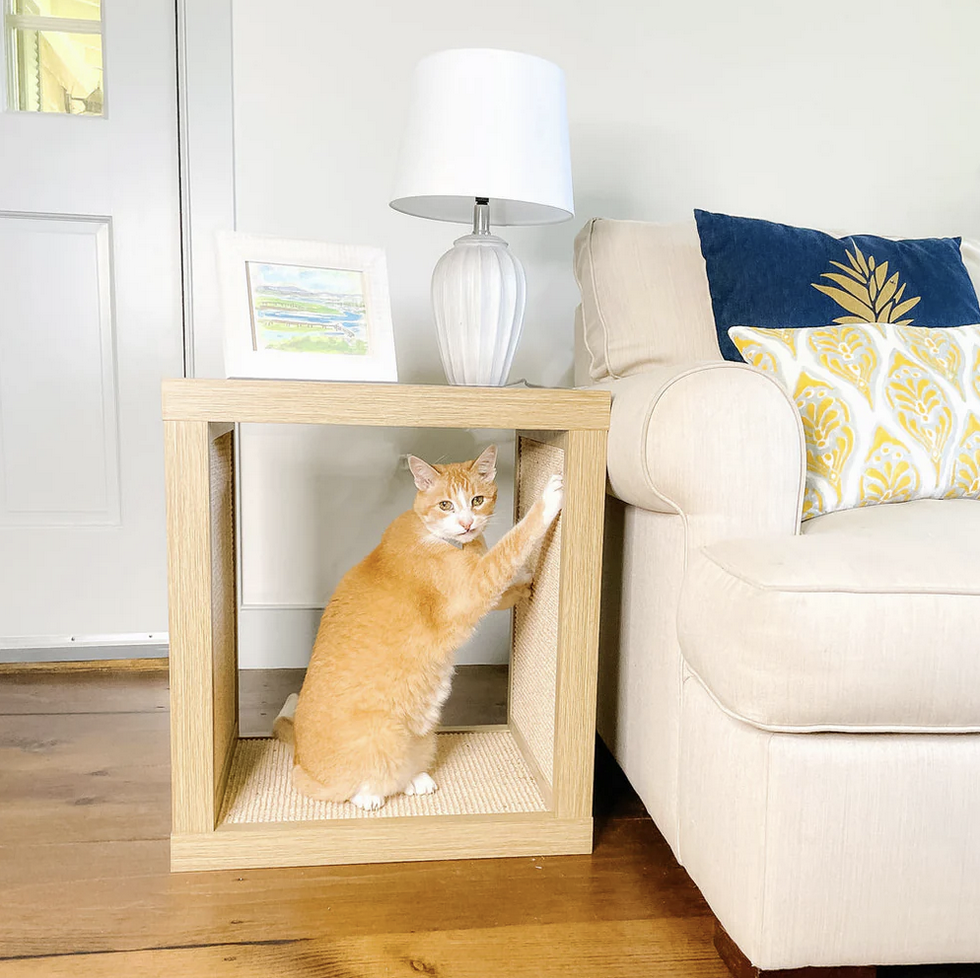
[163,380,610,872]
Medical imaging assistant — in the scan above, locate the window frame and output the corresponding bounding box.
[4,0,105,116]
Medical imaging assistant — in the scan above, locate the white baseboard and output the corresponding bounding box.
[0,642,169,664]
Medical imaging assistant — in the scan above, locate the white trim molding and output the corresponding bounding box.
[175,0,236,380]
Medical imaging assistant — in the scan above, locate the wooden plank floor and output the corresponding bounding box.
[0,664,976,977]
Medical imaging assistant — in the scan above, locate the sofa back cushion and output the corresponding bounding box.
[573,215,980,383]
[573,218,721,381]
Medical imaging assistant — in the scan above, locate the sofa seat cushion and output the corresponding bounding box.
[677,498,980,732]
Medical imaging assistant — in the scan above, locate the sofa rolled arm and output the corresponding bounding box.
[595,361,805,538]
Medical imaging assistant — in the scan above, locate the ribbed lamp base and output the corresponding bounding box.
[431,232,527,387]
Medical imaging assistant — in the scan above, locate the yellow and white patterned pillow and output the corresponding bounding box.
[729,323,980,519]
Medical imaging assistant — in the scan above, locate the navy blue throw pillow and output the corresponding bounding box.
[694,209,980,362]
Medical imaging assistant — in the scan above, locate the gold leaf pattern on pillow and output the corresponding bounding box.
[860,427,920,505]
[807,325,878,406]
[811,245,921,326]
[794,370,854,504]
[947,413,980,497]
[884,351,953,480]
[728,323,980,519]
[896,324,964,398]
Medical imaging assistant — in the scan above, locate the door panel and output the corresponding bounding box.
[0,0,182,646]
[0,215,118,525]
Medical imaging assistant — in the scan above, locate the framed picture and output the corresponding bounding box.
[216,232,398,382]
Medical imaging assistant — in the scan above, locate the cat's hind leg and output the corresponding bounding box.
[401,732,438,797]
[290,763,358,804]
[291,763,389,810]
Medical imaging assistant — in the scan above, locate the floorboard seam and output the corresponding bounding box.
[0,937,307,961]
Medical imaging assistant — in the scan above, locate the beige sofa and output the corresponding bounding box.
[574,217,980,973]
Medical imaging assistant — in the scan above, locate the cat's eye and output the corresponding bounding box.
[439,500,454,511]
[471,496,484,506]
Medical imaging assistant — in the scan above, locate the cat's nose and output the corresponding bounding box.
[460,517,473,530]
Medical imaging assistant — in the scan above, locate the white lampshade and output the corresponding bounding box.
[390,48,574,225]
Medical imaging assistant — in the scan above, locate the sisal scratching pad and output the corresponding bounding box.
[511,437,562,781]
[220,730,547,824]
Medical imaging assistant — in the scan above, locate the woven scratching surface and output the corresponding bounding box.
[220,730,546,824]
[209,431,237,787]
[511,438,562,782]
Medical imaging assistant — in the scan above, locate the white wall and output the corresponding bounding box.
[223,0,980,667]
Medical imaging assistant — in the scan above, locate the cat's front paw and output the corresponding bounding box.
[540,473,564,525]
[404,771,437,796]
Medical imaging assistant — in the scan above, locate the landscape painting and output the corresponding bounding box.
[245,261,370,356]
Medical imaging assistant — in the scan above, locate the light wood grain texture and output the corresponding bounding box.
[0,668,720,971]
[162,379,611,430]
[553,427,608,820]
[0,917,730,977]
[172,813,592,872]
[0,657,168,675]
[516,428,569,449]
[209,427,238,819]
[0,812,711,958]
[0,668,169,715]
[164,420,216,835]
[164,382,610,870]
[0,712,171,845]
[0,669,953,977]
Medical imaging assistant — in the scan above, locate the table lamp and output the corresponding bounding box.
[390,48,574,387]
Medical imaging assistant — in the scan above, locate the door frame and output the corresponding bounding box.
[176,0,236,380]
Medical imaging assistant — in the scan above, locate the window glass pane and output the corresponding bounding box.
[12,29,103,115]
[13,0,100,19]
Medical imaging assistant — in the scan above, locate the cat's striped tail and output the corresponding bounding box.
[272,693,299,746]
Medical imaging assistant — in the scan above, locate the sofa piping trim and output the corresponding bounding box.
[639,361,807,534]
[681,661,980,735]
[573,218,619,381]
[700,546,980,597]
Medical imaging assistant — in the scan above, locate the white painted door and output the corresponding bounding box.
[0,0,182,651]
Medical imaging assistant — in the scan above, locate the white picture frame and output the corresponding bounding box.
[216,231,398,382]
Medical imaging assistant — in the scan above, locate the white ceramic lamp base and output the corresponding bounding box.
[431,230,526,387]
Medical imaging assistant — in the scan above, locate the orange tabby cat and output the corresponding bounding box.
[273,444,562,810]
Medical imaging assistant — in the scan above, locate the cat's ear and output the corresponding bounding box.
[472,444,497,481]
[408,455,439,491]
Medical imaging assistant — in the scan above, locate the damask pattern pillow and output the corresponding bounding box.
[696,209,980,361]
[729,323,980,520]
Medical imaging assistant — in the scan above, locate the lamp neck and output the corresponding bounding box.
[473,197,491,235]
